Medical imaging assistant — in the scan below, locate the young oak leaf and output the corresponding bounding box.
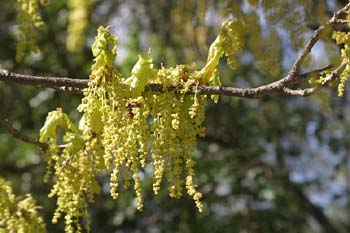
[196,18,244,103]
[125,55,157,97]
[221,19,244,70]
[198,34,224,83]
[91,26,118,76]
[39,110,79,143]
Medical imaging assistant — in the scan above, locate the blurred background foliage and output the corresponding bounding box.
[0,0,349,232]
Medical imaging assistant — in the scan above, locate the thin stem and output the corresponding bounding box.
[0,65,331,98]
[0,113,47,150]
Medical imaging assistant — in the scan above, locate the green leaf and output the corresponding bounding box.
[198,18,244,90]
[197,36,224,83]
[221,19,244,57]
[124,55,157,97]
[39,110,78,143]
[91,26,118,76]
[196,19,244,103]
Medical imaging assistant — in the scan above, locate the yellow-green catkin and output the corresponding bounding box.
[329,11,350,96]
[16,0,45,62]
[0,177,46,233]
[67,0,91,52]
[338,65,349,97]
[39,109,100,233]
[333,34,350,96]
[40,19,244,231]
[88,27,208,212]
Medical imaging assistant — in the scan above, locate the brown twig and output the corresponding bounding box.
[321,61,347,85]
[0,66,86,94]
[281,87,315,96]
[0,65,332,98]
[278,3,350,85]
[0,113,47,150]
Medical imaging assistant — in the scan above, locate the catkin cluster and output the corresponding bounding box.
[16,0,46,62]
[40,19,244,232]
[39,109,100,233]
[332,31,350,96]
[67,0,91,52]
[0,178,46,233]
[78,27,206,212]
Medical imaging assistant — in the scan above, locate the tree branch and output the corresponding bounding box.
[322,61,347,85]
[0,65,332,98]
[0,65,86,93]
[0,112,47,151]
[281,87,315,96]
[277,3,350,86]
